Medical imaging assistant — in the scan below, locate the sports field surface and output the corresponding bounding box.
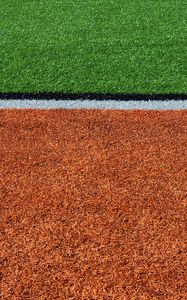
[0,0,186,298]
[0,108,186,299]
[1,0,187,94]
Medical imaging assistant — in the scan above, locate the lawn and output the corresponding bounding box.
[1,0,186,94]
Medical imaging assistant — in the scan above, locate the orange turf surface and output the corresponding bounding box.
[0,109,186,300]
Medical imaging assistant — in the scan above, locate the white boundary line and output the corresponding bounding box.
[0,99,187,110]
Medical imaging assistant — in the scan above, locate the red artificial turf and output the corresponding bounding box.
[0,109,186,299]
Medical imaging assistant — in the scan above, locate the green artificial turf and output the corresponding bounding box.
[1,0,187,94]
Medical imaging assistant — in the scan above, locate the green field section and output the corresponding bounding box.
[1,0,187,94]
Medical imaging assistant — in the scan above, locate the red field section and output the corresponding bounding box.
[0,109,186,299]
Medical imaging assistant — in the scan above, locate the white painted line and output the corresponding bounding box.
[0,99,187,110]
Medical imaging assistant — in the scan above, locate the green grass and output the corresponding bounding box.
[1,0,187,94]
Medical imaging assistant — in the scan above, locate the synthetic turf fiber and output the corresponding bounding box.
[1,0,187,94]
[0,109,186,299]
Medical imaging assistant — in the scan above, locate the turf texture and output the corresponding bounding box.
[1,0,187,94]
[0,109,186,299]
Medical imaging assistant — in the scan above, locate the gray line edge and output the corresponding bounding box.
[0,99,187,110]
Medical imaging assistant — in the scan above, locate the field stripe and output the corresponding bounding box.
[0,99,187,110]
[1,93,187,100]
